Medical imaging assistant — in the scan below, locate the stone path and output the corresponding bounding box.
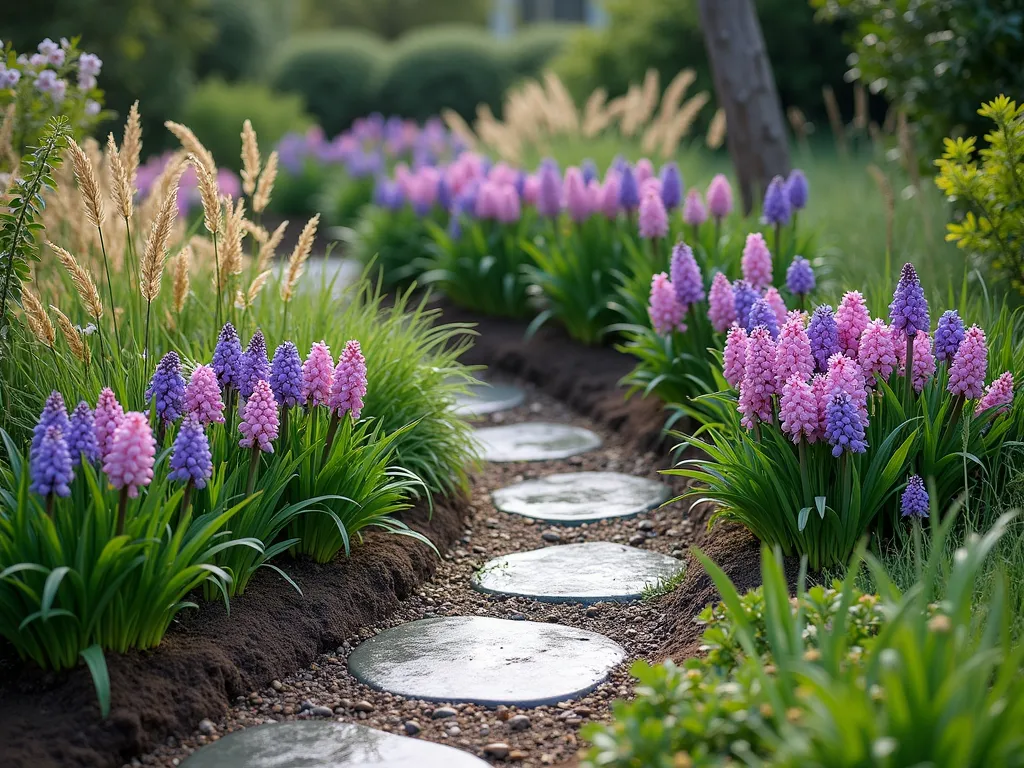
[474,422,602,463]
[150,380,693,768]
[454,383,526,417]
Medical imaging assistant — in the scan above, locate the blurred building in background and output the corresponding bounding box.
[490,0,607,36]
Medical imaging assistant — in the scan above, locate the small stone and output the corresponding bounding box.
[628,534,646,546]
[271,680,283,691]
[339,698,353,710]
[353,700,375,713]
[405,720,422,735]
[299,700,314,712]
[509,750,526,761]
[484,742,511,759]
[479,725,490,736]
[508,714,531,731]
[197,719,215,736]
[509,612,526,621]
[637,520,654,531]
[310,706,334,717]
[541,530,561,543]
[432,706,458,719]
[447,725,462,736]
[585,606,600,618]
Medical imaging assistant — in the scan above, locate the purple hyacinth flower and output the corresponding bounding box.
[808,305,840,372]
[787,169,809,211]
[763,175,792,226]
[146,351,186,426]
[437,177,452,211]
[786,255,815,296]
[747,297,780,339]
[447,207,463,240]
[733,280,760,330]
[167,415,213,490]
[889,263,930,337]
[30,425,74,498]
[900,475,929,518]
[270,341,304,408]
[669,242,705,305]
[32,391,70,455]
[537,163,562,218]
[67,402,100,465]
[618,165,640,211]
[825,390,869,458]
[660,162,683,210]
[240,329,270,401]
[213,322,244,394]
[581,159,598,185]
[934,309,965,364]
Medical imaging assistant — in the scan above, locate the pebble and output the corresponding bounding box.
[628,534,646,546]
[484,742,511,759]
[508,714,531,731]
[541,530,561,543]
[271,680,283,691]
[637,520,654,531]
[309,706,334,717]
[197,719,215,736]
[432,706,458,720]
[404,720,422,735]
[353,700,375,713]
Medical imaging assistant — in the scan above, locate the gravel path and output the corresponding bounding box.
[133,381,694,768]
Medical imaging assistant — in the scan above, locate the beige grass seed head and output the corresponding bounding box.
[280,213,319,303]
[240,119,261,197]
[46,241,103,319]
[68,138,105,228]
[252,150,278,214]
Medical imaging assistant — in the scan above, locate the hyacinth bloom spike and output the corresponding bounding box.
[723,325,749,389]
[889,263,930,338]
[185,364,226,425]
[825,390,868,458]
[786,256,815,297]
[934,309,966,364]
[104,411,156,500]
[240,329,270,401]
[780,375,819,444]
[808,305,840,373]
[660,162,682,210]
[836,291,870,357]
[648,273,687,336]
[900,475,929,518]
[763,175,791,226]
[747,298,779,339]
[764,287,788,327]
[826,353,869,425]
[33,391,70,456]
[948,325,987,400]
[975,372,1014,416]
[581,159,598,185]
[302,341,334,407]
[682,189,707,229]
[239,379,279,453]
[537,163,562,218]
[168,415,213,490]
[67,402,100,465]
[858,319,898,384]
[638,189,668,239]
[810,374,830,443]
[910,330,936,393]
[270,342,304,409]
[707,273,737,332]
[733,280,760,332]
[619,165,640,211]
[741,233,773,290]
[94,387,124,462]
[635,158,654,186]
[786,169,809,211]
[30,425,74,501]
[599,173,620,219]
[564,167,590,222]
[669,242,704,305]
[706,174,733,221]
[738,326,776,430]
[774,316,814,389]
[329,340,368,420]
[146,351,185,426]
[213,322,244,394]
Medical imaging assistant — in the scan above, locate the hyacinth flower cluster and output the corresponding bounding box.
[762,168,809,255]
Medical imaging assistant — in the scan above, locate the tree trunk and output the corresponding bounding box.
[698,0,791,215]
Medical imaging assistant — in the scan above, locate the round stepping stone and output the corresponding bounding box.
[471,542,684,604]
[348,616,624,707]
[180,721,488,767]
[474,422,601,462]
[492,471,670,525]
[454,382,525,416]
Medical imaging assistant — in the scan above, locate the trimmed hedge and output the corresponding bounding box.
[270,31,388,136]
[505,23,575,79]
[195,0,272,82]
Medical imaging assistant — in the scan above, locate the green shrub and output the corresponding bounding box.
[505,24,576,80]
[375,26,512,122]
[934,96,1024,296]
[270,31,387,135]
[195,0,272,82]
[183,79,312,174]
[293,0,489,41]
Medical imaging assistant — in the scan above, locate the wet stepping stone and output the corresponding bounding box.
[474,423,601,462]
[471,542,684,604]
[492,471,670,525]
[453,382,525,417]
[348,616,624,707]
[180,721,488,767]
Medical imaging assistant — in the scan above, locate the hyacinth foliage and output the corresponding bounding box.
[582,512,1024,768]
[348,205,447,290]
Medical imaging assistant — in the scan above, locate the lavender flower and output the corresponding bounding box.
[785,256,815,296]
[30,425,74,498]
[213,322,244,394]
[270,341,303,408]
[934,309,965,364]
[808,305,840,372]
[900,475,929,518]
[825,390,868,457]
[67,402,100,465]
[889,263,930,337]
[747,298,780,338]
[240,329,270,400]
[763,175,791,225]
[146,351,186,425]
[786,169,809,210]
[733,280,760,331]
[669,242,704,305]
[168,415,213,489]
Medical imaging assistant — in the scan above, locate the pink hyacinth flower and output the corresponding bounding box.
[302,341,334,407]
[975,372,1014,416]
[738,326,777,429]
[94,387,125,462]
[706,174,733,220]
[836,291,870,357]
[682,189,708,227]
[523,174,540,206]
[708,272,737,333]
[103,411,156,499]
[774,315,814,390]
[780,374,819,444]
[329,340,368,420]
[948,325,987,400]
[635,158,654,186]
[741,232,772,290]
[723,325,748,389]
[239,379,279,453]
[564,167,590,223]
[810,373,830,442]
[826,353,869,425]
[858,319,898,384]
[497,184,521,224]
[185,364,226,425]
[638,189,669,239]
[587,179,602,212]
[910,330,936,394]
[599,173,621,219]
[764,287,788,327]
[648,272,686,335]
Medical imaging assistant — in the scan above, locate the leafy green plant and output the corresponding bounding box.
[934,95,1024,295]
[349,206,437,288]
[321,173,377,228]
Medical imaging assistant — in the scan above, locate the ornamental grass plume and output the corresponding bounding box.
[670,242,705,305]
[30,425,74,506]
[67,402,100,465]
[213,322,244,395]
[747,297,779,338]
[780,375,819,444]
[280,213,320,306]
[648,273,687,335]
[825,390,868,457]
[976,372,1014,415]
[706,174,733,222]
[733,280,760,331]
[168,415,213,496]
[808,305,840,372]
[240,119,260,197]
[910,330,936,393]
[172,245,191,313]
[723,325,749,388]
[836,291,870,356]
[270,342,303,409]
[682,189,707,229]
[826,353,869,424]
[948,325,988,400]
[762,175,791,226]
[741,233,772,290]
[146,351,185,428]
[253,150,278,214]
[738,326,777,430]
[94,387,124,461]
[638,189,668,239]
[934,309,966,364]
[329,340,367,421]
[302,341,334,407]
[708,273,737,332]
[900,475,929,518]
[660,162,682,210]
[185,364,225,425]
[858,319,898,383]
[775,315,814,389]
[764,287,788,326]
[786,169,809,211]
[619,164,640,211]
[240,329,270,401]
[786,255,815,298]
[106,132,133,221]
